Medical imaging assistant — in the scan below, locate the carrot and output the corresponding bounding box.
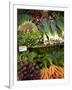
[40,68,45,79]
[55,66,64,73]
[46,69,49,79]
[54,72,59,78]
[55,68,64,78]
[40,65,64,79]
[43,68,48,79]
[49,65,64,79]
[45,69,49,79]
[48,66,52,77]
[40,68,49,79]
[58,66,64,72]
[41,72,44,79]
[49,65,56,78]
[40,69,45,79]
[55,68,62,75]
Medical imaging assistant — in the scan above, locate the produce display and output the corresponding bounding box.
[17,9,64,80]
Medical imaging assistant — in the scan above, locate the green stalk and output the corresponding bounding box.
[49,59,53,66]
[47,56,54,66]
[44,61,47,68]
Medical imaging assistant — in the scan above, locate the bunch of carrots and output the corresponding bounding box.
[40,65,64,79]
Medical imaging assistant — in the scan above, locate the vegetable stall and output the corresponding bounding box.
[17,9,64,80]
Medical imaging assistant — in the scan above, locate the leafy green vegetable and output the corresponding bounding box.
[38,15,64,39]
[17,31,43,47]
[38,19,51,34]
[17,14,34,26]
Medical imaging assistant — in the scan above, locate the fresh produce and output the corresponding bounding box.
[48,65,64,79]
[30,10,42,18]
[18,60,40,80]
[40,65,64,79]
[40,68,49,79]
[38,11,64,44]
[17,30,43,46]
[36,47,64,68]
[17,45,64,80]
[18,21,38,32]
[17,14,34,26]
[39,48,64,79]
[38,18,63,37]
[17,9,64,80]
[17,50,41,80]
[30,10,42,25]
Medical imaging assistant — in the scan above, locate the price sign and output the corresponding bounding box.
[19,46,27,52]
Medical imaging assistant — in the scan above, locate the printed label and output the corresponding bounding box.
[19,46,27,52]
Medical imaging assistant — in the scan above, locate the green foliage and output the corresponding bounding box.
[17,14,34,26]
[55,12,64,34]
[38,14,64,37]
[38,19,51,34]
[56,19,64,33]
[17,31,43,47]
[50,20,57,36]
[18,46,64,68]
[27,51,37,63]
[18,50,38,63]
